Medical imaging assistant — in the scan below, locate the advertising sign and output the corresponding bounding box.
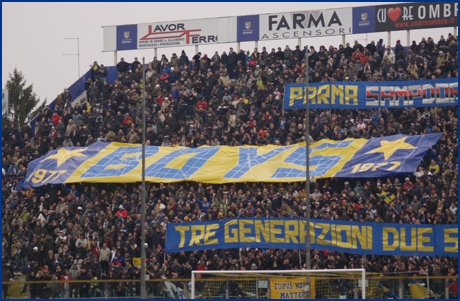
[137,19,218,49]
[375,2,458,32]
[259,8,352,40]
[270,278,316,299]
[116,24,138,51]
[352,6,376,34]
[104,3,459,52]
[237,15,260,42]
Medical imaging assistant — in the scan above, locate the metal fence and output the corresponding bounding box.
[1,275,458,299]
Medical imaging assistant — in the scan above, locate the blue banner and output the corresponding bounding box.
[283,79,458,110]
[334,134,441,178]
[165,218,458,257]
[117,24,138,51]
[352,6,376,34]
[237,15,260,42]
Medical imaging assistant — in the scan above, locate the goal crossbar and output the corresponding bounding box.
[191,268,366,299]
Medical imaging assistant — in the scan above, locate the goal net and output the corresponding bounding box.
[191,269,383,299]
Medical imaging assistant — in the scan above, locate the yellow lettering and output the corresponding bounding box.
[270,220,284,243]
[316,85,329,105]
[204,224,219,245]
[289,87,303,107]
[345,86,358,105]
[239,220,255,243]
[331,84,343,104]
[358,163,374,172]
[189,225,205,246]
[224,220,239,243]
[352,226,367,249]
[31,169,47,183]
[331,225,337,246]
[400,228,417,252]
[284,220,299,244]
[387,161,401,171]
[175,226,190,248]
[351,164,361,173]
[308,87,318,105]
[383,227,399,251]
[366,226,373,250]
[372,162,388,171]
[444,228,458,253]
[336,225,352,249]
[254,220,270,243]
[316,223,331,246]
[299,221,315,244]
[43,170,57,182]
[417,228,433,252]
[52,170,67,181]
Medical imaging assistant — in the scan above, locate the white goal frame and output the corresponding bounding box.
[191,268,366,299]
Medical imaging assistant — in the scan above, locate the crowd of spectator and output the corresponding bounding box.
[1,32,458,299]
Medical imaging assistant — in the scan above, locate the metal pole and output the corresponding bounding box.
[77,38,80,78]
[305,46,311,299]
[64,37,80,78]
[114,51,118,66]
[140,57,147,299]
[191,272,196,299]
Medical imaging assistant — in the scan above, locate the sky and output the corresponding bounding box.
[2,2,455,109]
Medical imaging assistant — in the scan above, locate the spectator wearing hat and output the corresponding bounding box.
[115,205,128,220]
[395,39,404,56]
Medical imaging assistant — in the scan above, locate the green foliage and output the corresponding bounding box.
[5,68,46,125]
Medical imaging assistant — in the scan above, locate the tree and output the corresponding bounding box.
[5,68,46,125]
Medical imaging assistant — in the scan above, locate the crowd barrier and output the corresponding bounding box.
[2,275,457,299]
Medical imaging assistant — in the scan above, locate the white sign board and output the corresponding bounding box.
[137,19,219,49]
[259,8,353,40]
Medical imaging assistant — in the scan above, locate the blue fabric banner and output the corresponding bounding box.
[283,79,458,110]
[22,134,441,187]
[165,218,458,257]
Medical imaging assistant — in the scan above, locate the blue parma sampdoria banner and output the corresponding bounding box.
[165,218,458,257]
[284,79,458,110]
[22,134,441,187]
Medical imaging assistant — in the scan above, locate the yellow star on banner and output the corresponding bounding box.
[365,137,416,161]
[42,148,87,167]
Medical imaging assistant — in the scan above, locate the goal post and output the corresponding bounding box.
[191,268,373,299]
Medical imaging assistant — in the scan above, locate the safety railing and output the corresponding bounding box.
[2,278,191,299]
[1,275,458,299]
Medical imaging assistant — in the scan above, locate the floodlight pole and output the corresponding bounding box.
[140,57,147,299]
[305,46,311,299]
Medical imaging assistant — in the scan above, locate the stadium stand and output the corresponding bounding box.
[2,33,458,299]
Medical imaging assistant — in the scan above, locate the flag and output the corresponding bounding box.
[379,191,395,204]
[409,279,428,299]
[378,280,398,298]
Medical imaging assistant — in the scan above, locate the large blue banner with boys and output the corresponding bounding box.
[165,218,458,257]
[284,79,458,110]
